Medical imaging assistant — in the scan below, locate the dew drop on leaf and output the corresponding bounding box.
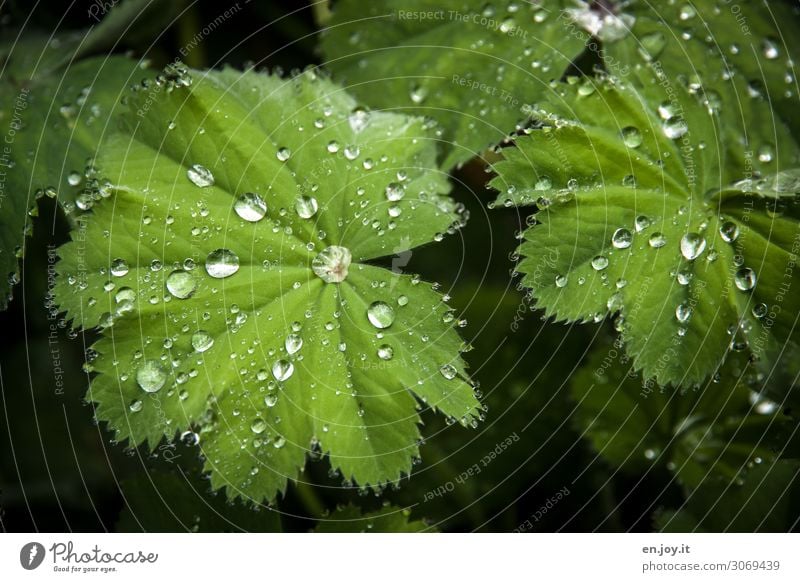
[680,232,707,261]
[439,364,457,380]
[205,248,240,279]
[251,418,267,434]
[295,195,319,219]
[377,344,394,360]
[734,267,757,291]
[634,215,652,233]
[675,302,693,323]
[234,192,268,222]
[276,147,291,162]
[385,182,405,202]
[591,255,609,271]
[662,116,688,139]
[110,258,129,277]
[187,164,214,187]
[555,274,568,288]
[165,269,197,299]
[264,394,278,408]
[136,360,167,393]
[191,330,214,353]
[719,221,740,243]
[129,399,143,413]
[367,301,395,329]
[272,359,294,381]
[611,228,633,249]
[312,245,352,283]
[752,303,768,318]
[648,232,667,248]
[621,126,643,148]
[285,333,303,355]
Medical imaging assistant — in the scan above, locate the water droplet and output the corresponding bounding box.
[680,233,706,261]
[67,171,82,186]
[136,360,167,393]
[205,248,240,278]
[276,147,291,162]
[762,38,780,60]
[295,195,319,219]
[367,301,395,329]
[285,334,303,355]
[110,258,129,277]
[734,267,756,291]
[264,394,278,408]
[187,164,214,187]
[440,364,457,380]
[377,344,394,360]
[251,418,267,434]
[166,269,197,299]
[409,84,428,104]
[349,107,370,132]
[611,228,633,249]
[663,116,688,139]
[675,302,693,323]
[635,215,652,233]
[312,246,351,283]
[719,221,739,243]
[191,330,214,352]
[385,182,405,202]
[234,192,268,222]
[555,275,568,288]
[649,232,666,248]
[752,303,768,319]
[621,126,643,148]
[273,435,286,449]
[272,359,294,382]
[181,431,200,446]
[129,399,143,412]
[591,255,609,271]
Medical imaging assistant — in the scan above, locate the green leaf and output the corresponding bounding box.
[491,70,800,386]
[656,460,800,532]
[320,0,587,170]
[610,0,800,138]
[0,56,148,307]
[572,337,792,488]
[314,504,430,532]
[55,64,480,503]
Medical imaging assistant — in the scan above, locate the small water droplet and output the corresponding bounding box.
[635,215,652,233]
[276,147,291,162]
[385,182,405,202]
[285,334,303,355]
[675,301,693,323]
[440,364,457,380]
[662,116,688,139]
[251,418,267,434]
[719,221,740,243]
[377,344,394,360]
[191,330,214,353]
[110,258,129,277]
[591,255,609,271]
[648,232,666,248]
[621,126,643,148]
[555,275,568,288]
[295,195,319,219]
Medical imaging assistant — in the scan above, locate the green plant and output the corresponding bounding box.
[3,0,800,532]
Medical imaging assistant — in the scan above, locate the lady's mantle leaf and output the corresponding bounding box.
[491,71,800,386]
[55,65,480,502]
[320,0,588,170]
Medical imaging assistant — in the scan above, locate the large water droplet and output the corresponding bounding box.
[591,255,609,271]
[276,147,291,162]
[285,334,303,355]
[251,418,267,434]
[312,245,351,283]
[191,330,214,352]
[136,360,167,393]
[367,301,395,329]
[440,364,457,380]
[734,267,756,291]
[385,182,405,202]
[611,228,633,249]
[680,233,706,261]
[272,359,294,381]
[205,248,240,279]
[234,192,268,222]
[635,215,652,233]
[110,258,129,277]
[166,269,197,299]
[649,232,666,248]
[187,164,214,187]
[295,195,319,219]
